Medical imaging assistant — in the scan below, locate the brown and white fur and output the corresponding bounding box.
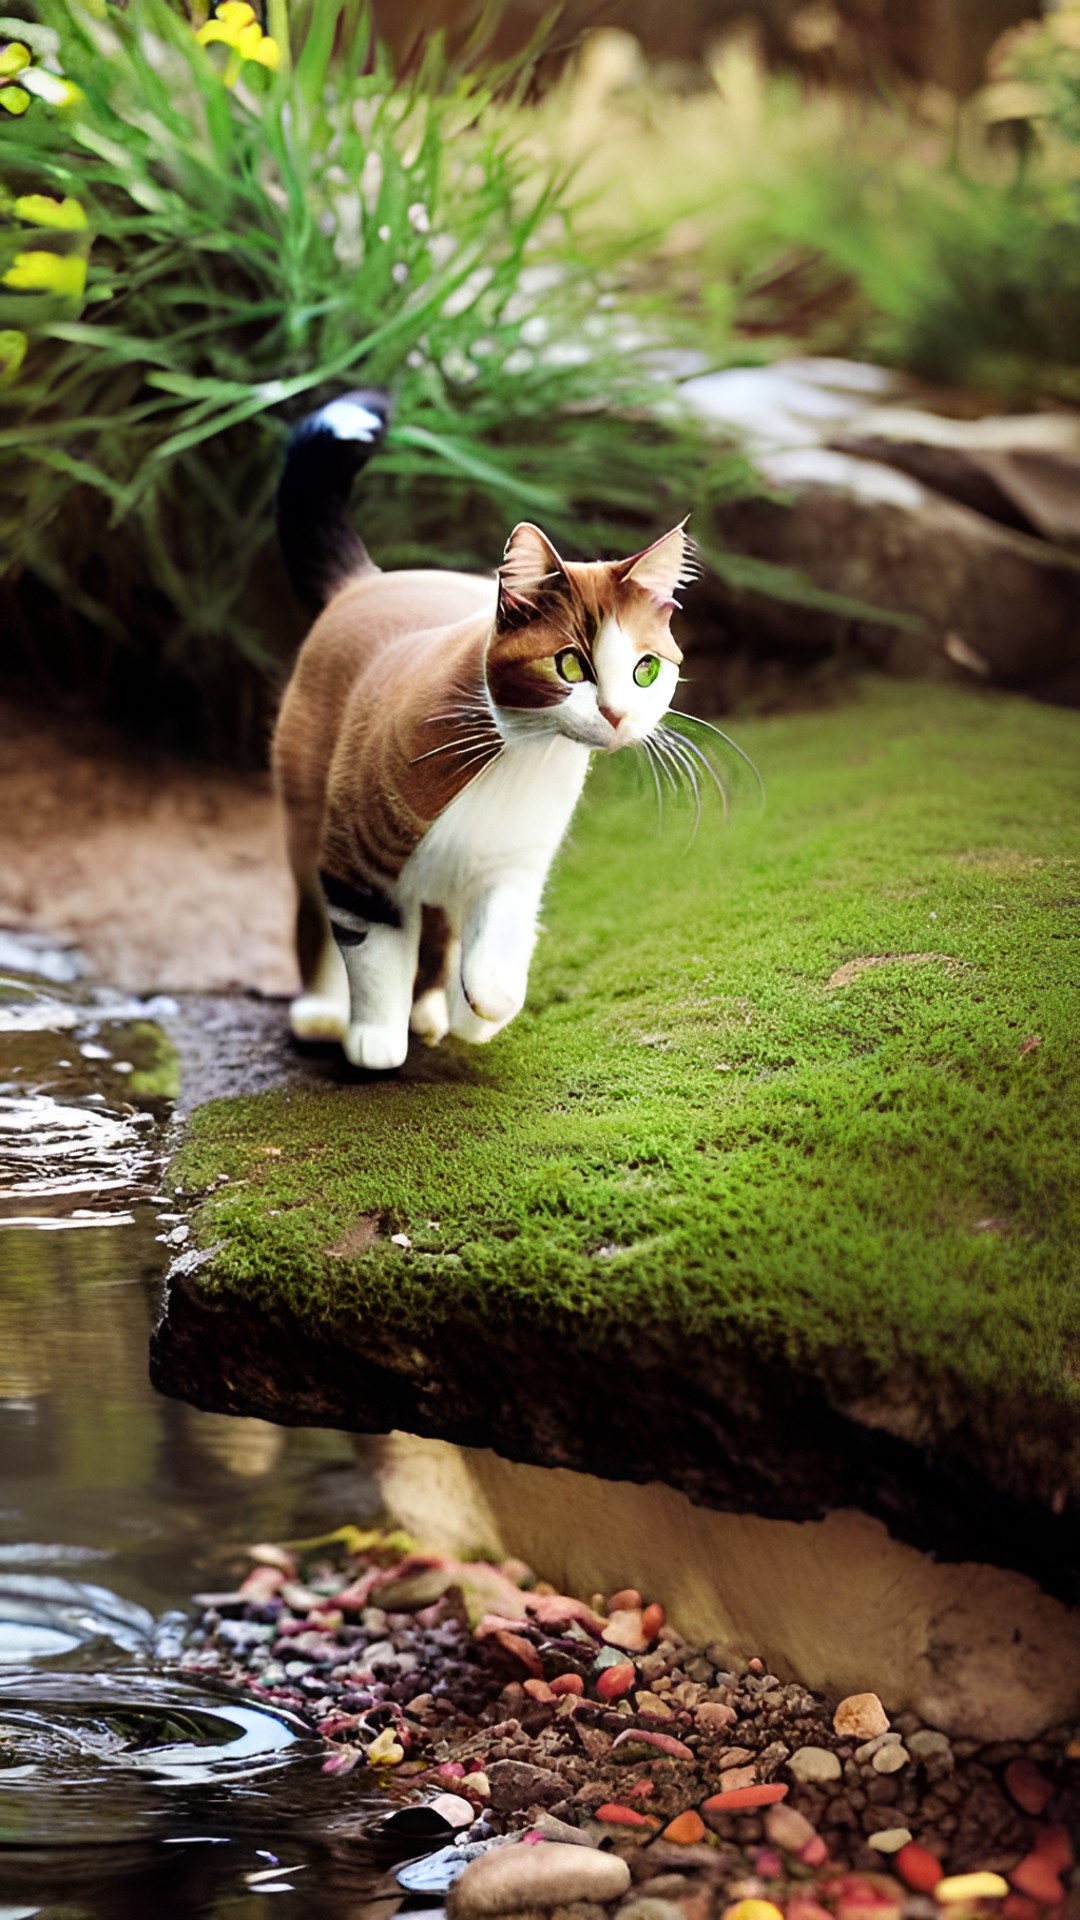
[272,391,691,1071]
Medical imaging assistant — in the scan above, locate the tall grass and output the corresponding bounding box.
[0,1,754,754]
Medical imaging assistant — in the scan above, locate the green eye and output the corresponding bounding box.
[555,648,586,684]
[634,654,661,688]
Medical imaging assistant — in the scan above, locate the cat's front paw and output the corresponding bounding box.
[290,992,348,1041]
[410,987,450,1044]
[343,1022,409,1071]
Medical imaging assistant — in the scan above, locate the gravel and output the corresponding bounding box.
[179,1530,1079,1920]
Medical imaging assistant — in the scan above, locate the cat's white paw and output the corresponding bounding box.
[290,993,348,1041]
[343,1021,409,1071]
[461,979,523,1025]
[449,1006,506,1044]
[410,987,450,1044]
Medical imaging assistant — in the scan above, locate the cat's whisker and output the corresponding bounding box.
[412,728,499,764]
[660,724,729,825]
[640,737,665,829]
[655,729,702,845]
[648,730,682,798]
[453,743,503,779]
[667,711,765,805]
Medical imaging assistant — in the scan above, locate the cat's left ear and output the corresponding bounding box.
[497,522,567,623]
[616,519,695,607]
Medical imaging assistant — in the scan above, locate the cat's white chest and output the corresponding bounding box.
[399,735,591,913]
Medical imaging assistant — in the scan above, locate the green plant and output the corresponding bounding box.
[543,25,1080,403]
[0,0,755,754]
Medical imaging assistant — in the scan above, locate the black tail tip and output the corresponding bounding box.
[288,388,393,453]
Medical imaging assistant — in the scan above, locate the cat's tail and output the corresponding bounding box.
[276,389,393,612]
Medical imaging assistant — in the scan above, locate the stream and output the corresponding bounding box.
[0,935,408,1917]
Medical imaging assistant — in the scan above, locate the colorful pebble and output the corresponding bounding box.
[549,1673,584,1696]
[936,1872,1010,1902]
[1009,1852,1065,1905]
[721,1901,783,1920]
[1033,1825,1073,1873]
[641,1601,665,1640]
[1004,1759,1053,1817]
[894,1842,943,1893]
[594,1802,660,1828]
[663,1809,707,1844]
[596,1662,635,1701]
[703,1783,788,1813]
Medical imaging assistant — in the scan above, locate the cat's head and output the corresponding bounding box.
[485,521,691,751]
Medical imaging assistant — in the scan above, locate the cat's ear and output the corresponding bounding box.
[617,519,695,606]
[497,522,567,625]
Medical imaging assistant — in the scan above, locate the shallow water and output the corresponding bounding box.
[0,943,405,1916]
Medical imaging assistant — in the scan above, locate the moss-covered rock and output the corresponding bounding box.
[152,682,1079,1581]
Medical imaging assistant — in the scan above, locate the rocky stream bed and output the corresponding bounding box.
[178,1530,1080,1920]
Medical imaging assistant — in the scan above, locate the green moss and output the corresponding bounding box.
[119,1021,181,1104]
[169,682,1080,1424]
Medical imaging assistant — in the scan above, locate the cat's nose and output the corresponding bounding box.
[599,704,625,730]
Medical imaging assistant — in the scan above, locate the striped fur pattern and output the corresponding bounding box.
[273,437,691,1068]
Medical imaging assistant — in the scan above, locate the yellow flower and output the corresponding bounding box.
[13,195,88,231]
[2,251,87,297]
[0,39,80,112]
[196,2,281,83]
[0,39,31,113]
[0,329,27,388]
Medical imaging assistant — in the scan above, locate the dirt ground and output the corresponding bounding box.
[0,695,297,995]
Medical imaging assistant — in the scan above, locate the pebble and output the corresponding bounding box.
[1033,1825,1073,1874]
[788,1747,842,1785]
[617,1901,685,1920]
[487,1760,568,1811]
[596,1803,659,1828]
[604,1609,650,1653]
[721,1903,784,1920]
[833,1695,890,1741]
[641,1603,665,1641]
[906,1730,951,1762]
[451,1841,631,1915]
[703,1784,788,1813]
[866,1827,912,1853]
[426,1793,477,1828]
[1008,1852,1064,1904]
[596,1664,635,1701]
[718,1768,757,1794]
[894,1842,944,1893]
[634,1692,673,1719]
[661,1810,706,1845]
[935,1873,1010,1903]
[763,1805,816,1852]
[696,1702,736,1731]
[854,1733,900,1764]
[530,1815,599,1848]
[870,1745,908,1775]
[1003,1759,1053,1816]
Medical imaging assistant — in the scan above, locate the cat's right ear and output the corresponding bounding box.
[497,522,567,628]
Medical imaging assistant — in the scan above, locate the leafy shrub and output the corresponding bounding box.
[0,1,753,754]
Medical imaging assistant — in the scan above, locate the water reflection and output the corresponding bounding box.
[0,953,400,1915]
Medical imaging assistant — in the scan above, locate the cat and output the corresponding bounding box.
[272,389,692,1071]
